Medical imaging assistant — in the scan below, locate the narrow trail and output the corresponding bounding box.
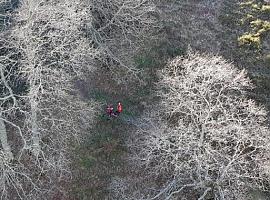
[70,66,151,200]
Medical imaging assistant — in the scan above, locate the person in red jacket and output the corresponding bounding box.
[115,102,123,116]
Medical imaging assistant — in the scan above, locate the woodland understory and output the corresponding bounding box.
[0,0,270,200]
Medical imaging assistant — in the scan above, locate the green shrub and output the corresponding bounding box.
[261,5,270,13]
[238,33,261,48]
[240,1,254,7]
[238,0,270,50]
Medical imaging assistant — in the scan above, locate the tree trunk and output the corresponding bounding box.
[30,83,41,157]
[0,113,13,160]
[31,99,41,157]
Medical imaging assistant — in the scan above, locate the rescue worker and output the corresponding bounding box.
[115,102,123,116]
[106,104,114,117]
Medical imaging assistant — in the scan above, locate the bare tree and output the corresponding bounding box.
[88,0,158,82]
[128,52,270,199]
[0,0,158,198]
[13,0,99,156]
[0,0,99,198]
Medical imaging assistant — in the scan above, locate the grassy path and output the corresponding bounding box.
[68,66,153,199]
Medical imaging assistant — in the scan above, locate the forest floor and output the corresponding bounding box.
[68,65,157,200]
[66,0,270,199]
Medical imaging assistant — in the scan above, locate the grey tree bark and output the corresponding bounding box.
[0,113,13,160]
